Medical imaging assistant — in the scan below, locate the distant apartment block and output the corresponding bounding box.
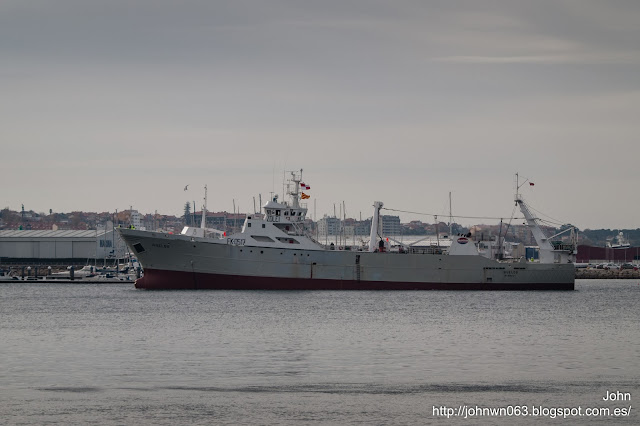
[381,215,401,235]
[317,216,341,236]
[130,210,143,229]
[317,216,372,236]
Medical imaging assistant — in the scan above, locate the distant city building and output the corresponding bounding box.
[381,215,401,235]
[354,219,372,236]
[316,216,371,237]
[191,211,252,233]
[317,216,341,236]
[130,210,143,230]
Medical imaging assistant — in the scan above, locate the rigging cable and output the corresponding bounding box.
[525,203,569,226]
[381,207,524,222]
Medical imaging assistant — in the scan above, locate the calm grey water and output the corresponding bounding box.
[1,280,638,425]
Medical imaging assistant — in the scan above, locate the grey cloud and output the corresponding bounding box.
[1,1,639,228]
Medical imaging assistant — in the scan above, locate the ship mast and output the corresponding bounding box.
[288,169,303,209]
[200,184,208,229]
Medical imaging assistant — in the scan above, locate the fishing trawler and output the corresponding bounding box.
[118,171,576,290]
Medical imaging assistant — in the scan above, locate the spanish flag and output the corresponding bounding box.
[301,192,310,199]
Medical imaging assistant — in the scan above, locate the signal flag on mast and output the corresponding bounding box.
[301,193,310,199]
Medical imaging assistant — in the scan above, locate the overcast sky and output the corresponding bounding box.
[1,0,639,229]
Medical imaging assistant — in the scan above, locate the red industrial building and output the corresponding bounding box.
[576,245,640,263]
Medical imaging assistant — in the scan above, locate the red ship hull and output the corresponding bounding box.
[135,268,575,291]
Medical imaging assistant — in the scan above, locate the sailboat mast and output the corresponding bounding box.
[334,203,337,247]
[449,191,452,236]
[343,201,346,247]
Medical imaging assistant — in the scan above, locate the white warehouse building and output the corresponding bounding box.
[0,226,126,262]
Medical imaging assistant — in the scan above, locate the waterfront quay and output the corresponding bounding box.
[576,268,640,279]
